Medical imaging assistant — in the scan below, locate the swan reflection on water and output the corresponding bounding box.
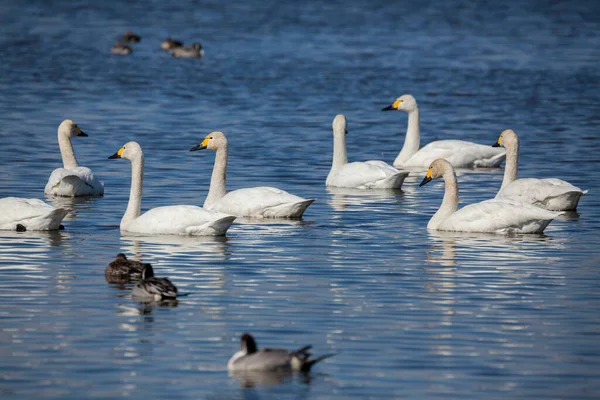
[119,233,230,259]
[0,229,68,248]
[426,230,566,268]
[326,186,404,211]
[46,195,103,221]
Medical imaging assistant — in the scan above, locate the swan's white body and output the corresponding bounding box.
[0,197,68,231]
[191,131,314,218]
[382,95,505,169]
[109,141,235,236]
[326,114,409,189]
[494,129,586,211]
[45,120,104,197]
[420,159,561,234]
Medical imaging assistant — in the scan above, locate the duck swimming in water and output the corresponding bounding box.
[228,333,335,373]
[121,30,141,43]
[131,264,177,301]
[105,253,146,284]
[111,41,132,55]
[171,43,204,58]
[161,38,183,50]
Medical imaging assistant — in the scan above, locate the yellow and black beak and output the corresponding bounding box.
[189,137,210,152]
[419,169,433,187]
[382,99,400,111]
[492,137,501,147]
[108,147,124,159]
[189,143,206,152]
[76,127,88,137]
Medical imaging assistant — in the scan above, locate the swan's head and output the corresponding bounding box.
[332,114,348,136]
[108,141,143,161]
[419,158,453,187]
[240,333,258,354]
[59,119,88,138]
[189,131,227,152]
[382,94,418,113]
[493,129,518,149]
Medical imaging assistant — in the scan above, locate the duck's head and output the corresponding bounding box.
[240,333,258,354]
[419,158,452,187]
[108,141,143,161]
[115,253,128,261]
[332,114,348,136]
[141,264,154,280]
[189,131,227,152]
[59,119,87,138]
[382,94,418,113]
[493,129,518,149]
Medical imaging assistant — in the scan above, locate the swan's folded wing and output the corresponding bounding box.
[126,205,234,235]
[218,187,307,214]
[0,197,67,230]
[412,140,505,168]
[328,161,406,188]
[443,199,559,232]
[498,178,584,203]
[45,167,104,195]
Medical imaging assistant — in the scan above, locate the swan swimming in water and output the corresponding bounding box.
[190,131,315,218]
[326,114,409,189]
[382,94,505,169]
[0,197,68,231]
[419,158,561,234]
[108,141,236,235]
[228,333,335,372]
[45,119,105,197]
[493,129,587,211]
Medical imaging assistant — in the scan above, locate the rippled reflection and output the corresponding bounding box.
[426,230,564,267]
[46,195,104,221]
[119,234,230,259]
[326,186,404,211]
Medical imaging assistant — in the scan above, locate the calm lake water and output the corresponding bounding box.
[1,0,599,398]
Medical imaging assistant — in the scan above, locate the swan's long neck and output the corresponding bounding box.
[58,133,79,169]
[204,145,228,208]
[395,108,420,166]
[501,139,519,189]
[122,155,144,229]
[429,169,459,229]
[330,133,348,172]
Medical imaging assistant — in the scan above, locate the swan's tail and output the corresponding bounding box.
[185,215,236,236]
[264,199,315,219]
[377,171,409,189]
[37,207,69,231]
[474,150,506,168]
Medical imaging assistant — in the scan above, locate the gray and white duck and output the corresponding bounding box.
[131,264,177,301]
[228,333,335,373]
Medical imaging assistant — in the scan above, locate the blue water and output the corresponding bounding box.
[1,0,599,398]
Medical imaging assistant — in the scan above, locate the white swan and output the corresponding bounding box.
[0,197,68,231]
[45,120,104,197]
[419,158,561,234]
[326,114,409,189]
[190,132,315,218]
[382,94,506,169]
[108,141,236,236]
[493,129,587,211]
